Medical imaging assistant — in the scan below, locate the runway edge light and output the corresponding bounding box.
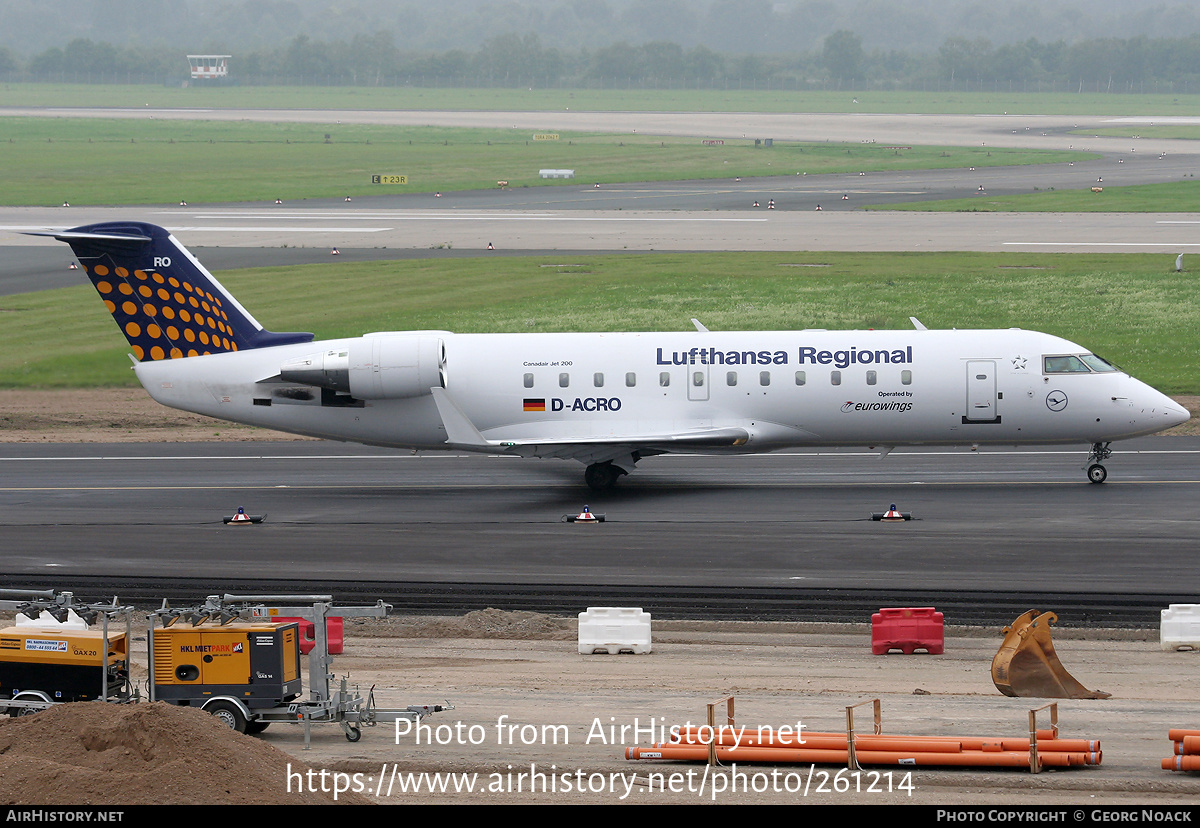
[562,505,605,523]
[871,503,912,521]
[223,506,265,525]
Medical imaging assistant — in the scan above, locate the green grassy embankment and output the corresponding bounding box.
[2,251,1194,393]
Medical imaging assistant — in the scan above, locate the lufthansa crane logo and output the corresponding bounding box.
[1046,390,1068,412]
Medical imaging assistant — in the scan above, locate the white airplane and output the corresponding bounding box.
[32,221,1190,491]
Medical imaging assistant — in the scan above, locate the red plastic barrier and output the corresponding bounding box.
[272,616,344,654]
[871,607,944,655]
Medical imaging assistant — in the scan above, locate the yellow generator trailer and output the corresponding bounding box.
[0,591,446,743]
[0,624,131,713]
[149,621,302,733]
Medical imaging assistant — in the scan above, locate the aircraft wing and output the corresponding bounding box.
[431,387,750,460]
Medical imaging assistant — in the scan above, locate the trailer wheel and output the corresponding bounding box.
[8,693,48,718]
[245,721,270,735]
[207,701,248,734]
[345,725,361,742]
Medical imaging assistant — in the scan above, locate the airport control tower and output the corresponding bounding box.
[186,55,231,85]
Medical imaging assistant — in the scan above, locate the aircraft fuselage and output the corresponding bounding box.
[134,328,1184,453]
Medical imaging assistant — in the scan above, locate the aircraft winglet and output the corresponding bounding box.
[430,387,494,449]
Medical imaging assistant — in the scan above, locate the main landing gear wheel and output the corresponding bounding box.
[584,462,625,493]
[1086,441,1112,484]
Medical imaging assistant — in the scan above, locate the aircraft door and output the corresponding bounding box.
[687,363,709,401]
[964,360,1000,423]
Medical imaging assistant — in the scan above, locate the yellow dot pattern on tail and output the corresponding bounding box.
[88,263,238,360]
[50,222,313,361]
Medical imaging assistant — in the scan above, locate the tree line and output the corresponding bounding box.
[8,30,1200,92]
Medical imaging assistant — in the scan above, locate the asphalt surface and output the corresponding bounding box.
[1,438,1196,625]
[1,107,1198,625]
[4,109,1200,282]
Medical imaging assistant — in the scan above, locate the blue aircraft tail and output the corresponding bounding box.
[34,222,313,361]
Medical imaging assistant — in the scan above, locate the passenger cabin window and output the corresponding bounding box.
[1043,355,1090,374]
[626,372,637,387]
[831,371,842,386]
[759,371,770,386]
[692,371,705,387]
[523,373,534,388]
[795,371,806,386]
[559,373,570,387]
[866,370,877,386]
[659,372,670,387]
[594,372,604,388]
[727,371,738,386]
[901,370,912,385]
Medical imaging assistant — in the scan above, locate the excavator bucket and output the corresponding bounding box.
[991,610,1111,699]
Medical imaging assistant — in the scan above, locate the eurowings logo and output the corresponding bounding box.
[842,400,914,413]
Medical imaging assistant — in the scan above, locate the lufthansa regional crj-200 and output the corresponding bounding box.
[30,221,1190,491]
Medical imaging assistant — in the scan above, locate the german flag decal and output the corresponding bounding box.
[523,398,546,412]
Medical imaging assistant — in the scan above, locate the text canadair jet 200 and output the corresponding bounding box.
[32,222,1190,491]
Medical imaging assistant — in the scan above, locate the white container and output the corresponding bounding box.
[539,169,575,179]
[578,607,651,654]
[1160,604,1200,650]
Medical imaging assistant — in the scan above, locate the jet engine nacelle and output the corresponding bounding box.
[279,334,445,399]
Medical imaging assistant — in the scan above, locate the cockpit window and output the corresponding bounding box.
[1079,353,1118,373]
[1043,355,1090,373]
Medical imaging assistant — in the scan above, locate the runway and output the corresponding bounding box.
[3,108,1200,273]
[1,438,1196,624]
[6,201,1200,280]
[1,106,1197,625]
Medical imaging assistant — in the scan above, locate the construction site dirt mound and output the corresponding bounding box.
[0,701,369,805]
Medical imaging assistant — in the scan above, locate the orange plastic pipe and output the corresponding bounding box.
[681,724,1065,744]
[627,744,1042,769]
[672,732,965,753]
[1163,755,1200,772]
[671,729,1097,758]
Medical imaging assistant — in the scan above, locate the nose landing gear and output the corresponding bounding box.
[1085,442,1112,484]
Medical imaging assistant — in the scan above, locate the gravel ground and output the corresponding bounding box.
[35,612,1191,806]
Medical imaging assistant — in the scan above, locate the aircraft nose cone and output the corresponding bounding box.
[1164,404,1191,428]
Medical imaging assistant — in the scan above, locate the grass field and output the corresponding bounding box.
[864,180,1200,212]
[6,83,1200,117]
[2,251,1194,393]
[1077,126,1200,140]
[0,117,1092,204]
